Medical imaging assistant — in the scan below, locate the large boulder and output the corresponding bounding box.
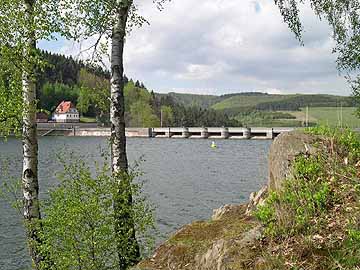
[268,131,319,192]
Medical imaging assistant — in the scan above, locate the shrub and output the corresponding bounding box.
[38,154,155,270]
[255,127,360,269]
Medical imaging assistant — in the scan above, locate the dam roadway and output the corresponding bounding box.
[37,123,296,139]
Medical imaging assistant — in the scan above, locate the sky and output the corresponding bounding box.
[38,0,351,96]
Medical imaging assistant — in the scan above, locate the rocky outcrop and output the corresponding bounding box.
[138,204,262,270]
[194,239,226,270]
[268,131,320,191]
[212,204,244,221]
[245,185,267,216]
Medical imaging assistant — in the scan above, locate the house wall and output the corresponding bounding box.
[54,112,80,123]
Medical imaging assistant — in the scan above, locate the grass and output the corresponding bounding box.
[287,107,360,128]
[212,95,289,110]
[236,119,303,127]
[211,94,354,114]
[303,107,360,128]
[232,107,360,128]
[232,110,305,127]
[80,117,97,123]
[139,205,256,270]
[255,127,360,269]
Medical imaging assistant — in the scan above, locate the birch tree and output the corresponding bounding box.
[55,0,167,268]
[274,0,360,114]
[0,0,58,268]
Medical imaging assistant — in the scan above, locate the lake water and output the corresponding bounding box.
[0,137,271,270]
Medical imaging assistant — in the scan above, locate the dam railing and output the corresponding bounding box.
[151,127,294,140]
[37,124,296,140]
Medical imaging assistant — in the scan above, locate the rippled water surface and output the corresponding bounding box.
[0,137,271,269]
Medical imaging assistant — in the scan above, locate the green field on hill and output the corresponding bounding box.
[212,94,288,110]
[299,107,360,128]
[232,107,360,127]
[210,93,355,115]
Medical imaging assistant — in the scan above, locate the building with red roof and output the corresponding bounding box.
[53,101,80,123]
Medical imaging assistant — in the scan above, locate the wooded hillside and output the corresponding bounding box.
[37,52,239,127]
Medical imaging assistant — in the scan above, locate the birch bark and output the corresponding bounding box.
[22,0,42,268]
[110,1,140,268]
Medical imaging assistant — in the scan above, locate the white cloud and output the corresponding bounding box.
[261,88,284,95]
[51,0,350,96]
[175,62,230,80]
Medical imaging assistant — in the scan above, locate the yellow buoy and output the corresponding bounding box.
[211,141,217,148]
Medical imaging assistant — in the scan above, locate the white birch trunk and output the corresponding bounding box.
[110,1,140,268]
[110,7,129,174]
[22,0,42,268]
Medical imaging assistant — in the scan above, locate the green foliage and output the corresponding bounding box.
[77,87,92,115]
[34,55,241,128]
[160,106,174,127]
[212,94,289,112]
[36,52,111,114]
[256,155,331,236]
[159,93,357,127]
[234,111,301,127]
[37,51,85,89]
[307,126,360,160]
[254,192,278,236]
[0,1,62,90]
[163,92,221,108]
[0,50,23,137]
[40,82,80,112]
[0,0,59,52]
[78,68,110,124]
[165,102,240,127]
[212,93,355,116]
[38,155,155,270]
[123,81,160,127]
[129,100,159,128]
[256,127,360,269]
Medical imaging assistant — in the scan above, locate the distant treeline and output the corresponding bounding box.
[254,95,356,112]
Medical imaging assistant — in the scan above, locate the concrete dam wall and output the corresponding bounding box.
[37,126,295,140]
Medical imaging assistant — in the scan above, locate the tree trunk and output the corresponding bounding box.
[110,1,140,269]
[22,1,43,269]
